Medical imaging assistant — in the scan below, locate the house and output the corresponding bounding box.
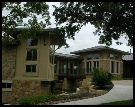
[2,27,131,104]
[2,28,61,104]
[53,46,130,92]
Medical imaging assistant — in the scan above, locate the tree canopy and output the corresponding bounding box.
[2,2,51,47]
[53,2,133,47]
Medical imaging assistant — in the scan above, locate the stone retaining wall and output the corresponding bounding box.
[2,80,50,104]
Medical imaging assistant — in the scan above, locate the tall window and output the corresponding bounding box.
[74,62,77,74]
[63,61,67,74]
[25,38,38,74]
[93,61,99,68]
[86,61,92,74]
[111,61,120,74]
[111,61,115,73]
[116,62,119,73]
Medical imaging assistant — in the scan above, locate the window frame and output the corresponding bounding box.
[24,38,39,77]
[110,61,120,74]
[2,80,12,91]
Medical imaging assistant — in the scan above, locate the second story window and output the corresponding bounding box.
[110,54,114,59]
[26,49,37,61]
[87,54,92,60]
[27,38,38,46]
[93,53,100,59]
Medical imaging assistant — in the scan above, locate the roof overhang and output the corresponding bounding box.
[70,46,130,55]
[10,27,63,45]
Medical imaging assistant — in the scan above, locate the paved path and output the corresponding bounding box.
[54,80,133,105]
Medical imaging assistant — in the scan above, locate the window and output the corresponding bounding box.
[111,61,115,73]
[63,61,67,74]
[115,55,118,60]
[87,54,92,60]
[116,62,119,73]
[26,49,37,61]
[110,61,120,74]
[110,54,114,59]
[93,61,99,68]
[2,80,12,91]
[26,65,36,72]
[94,53,100,59]
[74,62,77,74]
[86,61,92,74]
[27,38,38,46]
[25,38,38,76]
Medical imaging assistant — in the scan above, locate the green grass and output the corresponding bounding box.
[100,99,133,105]
[112,76,123,80]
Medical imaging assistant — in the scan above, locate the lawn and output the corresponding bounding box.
[100,99,133,105]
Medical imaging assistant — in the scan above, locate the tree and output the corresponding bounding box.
[2,2,68,49]
[53,2,133,47]
[2,2,50,46]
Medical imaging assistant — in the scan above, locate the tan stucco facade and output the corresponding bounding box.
[2,31,56,104]
[14,34,54,81]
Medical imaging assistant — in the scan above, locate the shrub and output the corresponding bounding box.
[91,67,112,89]
[17,96,31,105]
[18,94,61,105]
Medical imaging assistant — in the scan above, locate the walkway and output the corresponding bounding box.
[54,80,133,105]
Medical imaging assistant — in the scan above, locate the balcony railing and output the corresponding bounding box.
[58,68,86,78]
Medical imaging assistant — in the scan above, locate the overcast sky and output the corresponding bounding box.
[46,2,133,54]
[3,2,133,54]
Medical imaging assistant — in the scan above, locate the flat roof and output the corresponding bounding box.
[70,46,130,55]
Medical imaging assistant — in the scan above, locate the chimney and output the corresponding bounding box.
[130,49,131,53]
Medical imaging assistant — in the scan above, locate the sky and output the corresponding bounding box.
[46,2,133,54]
[2,2,133,54]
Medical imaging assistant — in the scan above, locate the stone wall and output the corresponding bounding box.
[2,80,50,104]
[100,60,110,73]
[2,46,17,80]
[2,47,50,104]
[2,46,17,104]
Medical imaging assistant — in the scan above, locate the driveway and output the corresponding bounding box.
[54,80,133,105]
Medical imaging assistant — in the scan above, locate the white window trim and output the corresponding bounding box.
[110,61,120,75]
[2,80,12,91]
[86,60,100,73]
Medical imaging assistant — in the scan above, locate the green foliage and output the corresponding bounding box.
[53,2,133,47]
[18,94,61,105]
[100,99,133,105]
[91,67,112,88]
[2,2,50,47]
